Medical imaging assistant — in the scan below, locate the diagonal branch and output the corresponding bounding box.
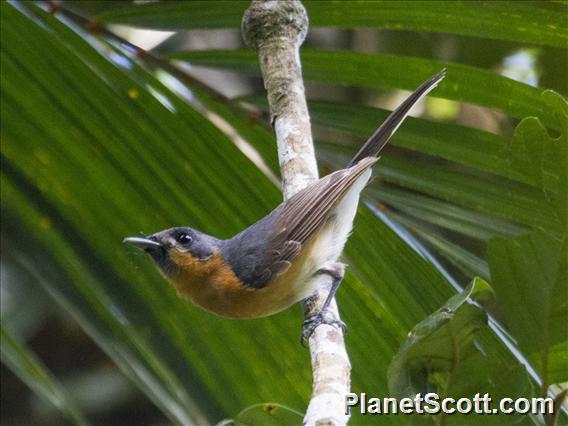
[242,1,351,425]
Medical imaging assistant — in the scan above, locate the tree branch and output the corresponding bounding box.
[242,1,351,425]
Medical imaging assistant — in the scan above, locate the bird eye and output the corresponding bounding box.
[176,233,192,245]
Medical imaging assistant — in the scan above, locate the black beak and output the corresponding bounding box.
[123,236,162,251]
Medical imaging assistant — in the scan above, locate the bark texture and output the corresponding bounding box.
[242,1,351,424]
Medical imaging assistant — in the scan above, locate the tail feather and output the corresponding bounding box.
[347,69,446,168]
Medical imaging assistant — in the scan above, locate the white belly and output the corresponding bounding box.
[293,169,371,299]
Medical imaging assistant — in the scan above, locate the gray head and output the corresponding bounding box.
[124,227,222,273]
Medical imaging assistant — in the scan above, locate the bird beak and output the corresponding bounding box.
[123,237,162,251]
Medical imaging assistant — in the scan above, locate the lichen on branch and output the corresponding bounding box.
[242,1,352,425]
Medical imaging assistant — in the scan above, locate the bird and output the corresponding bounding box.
[124,70,445,343]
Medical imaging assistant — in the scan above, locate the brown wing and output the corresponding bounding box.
[247,157,377,287]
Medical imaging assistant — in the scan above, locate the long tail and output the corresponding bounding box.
[347,69,446,168]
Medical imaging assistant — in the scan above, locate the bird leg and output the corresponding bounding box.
[301,263,346,346]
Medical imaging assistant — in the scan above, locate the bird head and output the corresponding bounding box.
[124,227,218,275]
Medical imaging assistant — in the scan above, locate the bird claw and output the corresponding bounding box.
[300,310,346,346]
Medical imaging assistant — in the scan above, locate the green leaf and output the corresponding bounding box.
[519,91,568,227]
[2,4,283,422]
[218,403,303,426]
[318,136,563,235]
[379,156,560,231]
[0,326,89,426]
[386,211,491,280]
[317,148,561,234]
[97,1,249,30]
[95,1,567,48]
[368,187,526,241]
[172,49,553,126]
[543,340,568,387]
[487,231,568,386]
[505,91,567,204]
[388,278,536,424]
[487,91,567,389]
[388,278,492,397]
[306,1,568,48]
[243,97,520,184]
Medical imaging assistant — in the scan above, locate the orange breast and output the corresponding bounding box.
[166,249,312,319]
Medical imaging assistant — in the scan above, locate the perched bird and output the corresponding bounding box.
[125,70,445,342]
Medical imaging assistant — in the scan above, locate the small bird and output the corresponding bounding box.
[125,70,445,342]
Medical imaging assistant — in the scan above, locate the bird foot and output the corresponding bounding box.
[301,310,346,346]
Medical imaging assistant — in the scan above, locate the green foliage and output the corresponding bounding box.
[388,278,494,397]
[488,231,567,386]
[173,48,554,124]
[487,91,568,390]
[0,326,88,425]
[1,1,566,425]
[218,403,303,426]
[97,0,567,48]
[387,279,535,425]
